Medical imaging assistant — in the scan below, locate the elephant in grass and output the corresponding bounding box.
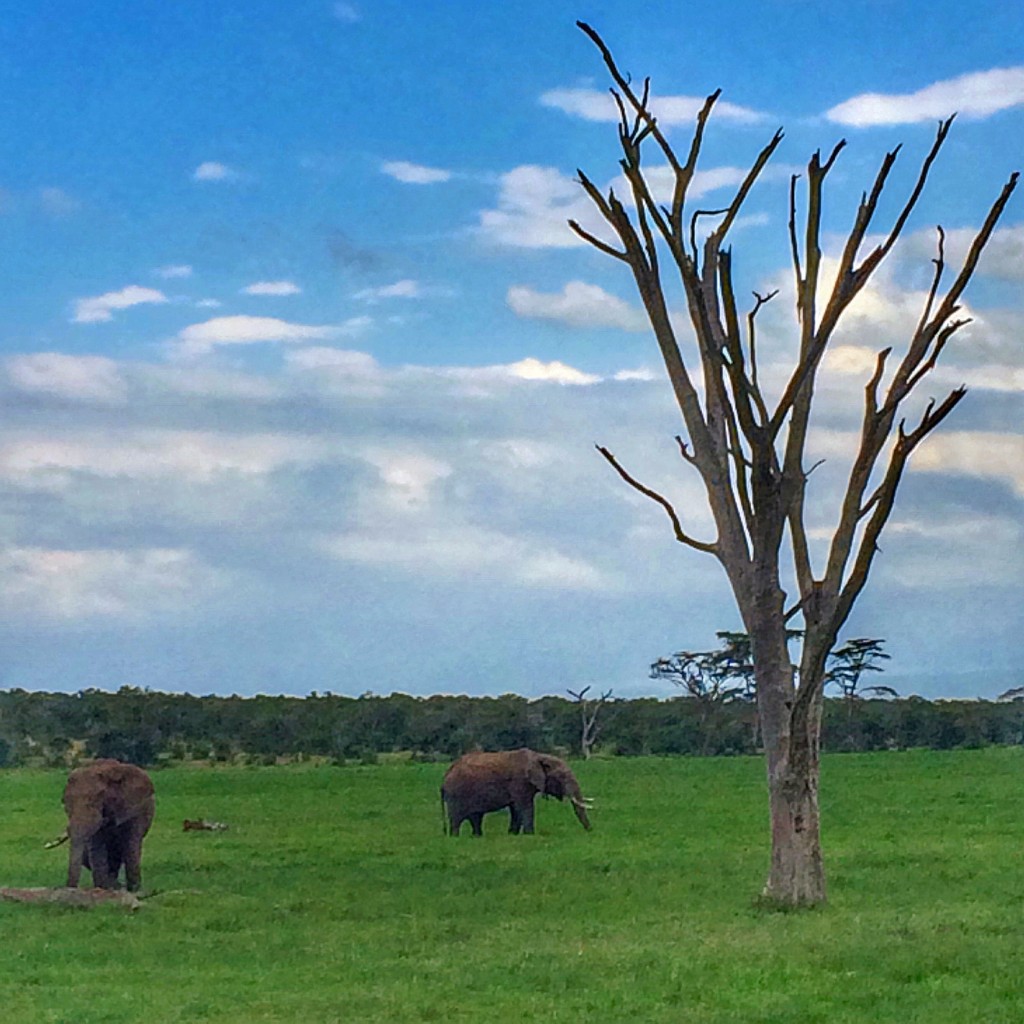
[60,759,155,891]
[441,748,593,836]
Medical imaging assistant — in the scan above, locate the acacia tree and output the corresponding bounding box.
[651,642,752,755]
[826,637,896,716]
[572,22,1018,906]
[654,629,803,749]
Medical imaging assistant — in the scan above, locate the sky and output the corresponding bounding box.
[0,0,1021,700]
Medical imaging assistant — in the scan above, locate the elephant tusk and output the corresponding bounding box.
[44,833,69,849]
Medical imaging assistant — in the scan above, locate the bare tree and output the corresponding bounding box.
[566,685,615,759]
[572,21,1018,906]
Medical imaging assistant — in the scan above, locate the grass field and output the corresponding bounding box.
[2,748,1023,1023]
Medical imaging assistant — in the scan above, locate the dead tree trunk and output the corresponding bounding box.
[0,887,142,910]
[573,21,1017,907]
[567,686,614,759]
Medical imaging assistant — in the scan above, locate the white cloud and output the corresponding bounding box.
[6,353,127,405]
[0,430,329,485]
[613,367,657,382]
[354,279,422,302]
[826,66,1024,126]
[822,345,884,377]
[0,546,224,620]
[360,449,453,509]
[912,431,1024,496]
[333,2,360,22]
[322,525,610,591]
[241,280,302,296]
[145,365,281,402]
[478,165,592,248]
[879,512,1023,588]
[196,298,222,308]
[0,327,1016,689]
[381,160,452,184]
[155,264,193,279]
[39,187,79,216]
[337,315,374,335]
[822,342,1024,395]
[173,315,338,357]
[72,285,169,324]
[449,357,602,387]
[507,281,648,331]
[192,161,237,182]
[541,86,765,125]
[285,347,380,374]
[901,224,1024,283]
[478,162,780,249]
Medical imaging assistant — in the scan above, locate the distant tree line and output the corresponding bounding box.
[1,686,1023,769]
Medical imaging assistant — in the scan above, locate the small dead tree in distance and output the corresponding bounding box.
[571,22,1017,907]
[566,685,615,759]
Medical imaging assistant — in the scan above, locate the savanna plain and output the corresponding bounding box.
[2,748,1023,1023]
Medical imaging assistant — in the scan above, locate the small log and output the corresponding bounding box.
[0,887,142,910]
[182,819,229,831]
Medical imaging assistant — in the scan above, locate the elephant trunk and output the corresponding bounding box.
[66,832,87,888]
[567,780,593,830]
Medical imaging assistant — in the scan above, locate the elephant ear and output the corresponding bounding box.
[525,755,546,793]
[535,754,567,798]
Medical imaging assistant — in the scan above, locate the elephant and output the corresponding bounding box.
[441,748,592,836]
[61,759,155,891]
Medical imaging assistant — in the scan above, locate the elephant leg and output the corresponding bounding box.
[509,805,522,834]
[469,813,484,837]
[122,829,144,892]
[520,798,536,835]
[88,835,115,889]
[107,831,126,889]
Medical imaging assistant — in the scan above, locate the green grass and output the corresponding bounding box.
[2,748,1024,1022]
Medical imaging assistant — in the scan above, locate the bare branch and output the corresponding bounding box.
[832,386,967,631]
[857,118,954,280]
[709,128,785,247]
[568,219,630,261]
[746,288,777,417]
[675,435,697,466]
[788,174,803,304]
[689,207,729,263]
[904,317,971,391]
[913,225,946,338]
[596,444,718,554]
[577,21,683,174]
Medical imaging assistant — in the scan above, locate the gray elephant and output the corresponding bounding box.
[62,759,155,891]
[441,748,592,836]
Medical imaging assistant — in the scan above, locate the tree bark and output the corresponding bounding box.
[746,586,827,906]
[763,714,825,906]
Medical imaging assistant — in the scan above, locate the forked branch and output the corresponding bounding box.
[596,444,718,554]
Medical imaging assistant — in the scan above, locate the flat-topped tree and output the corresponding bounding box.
[572,21,1018,907]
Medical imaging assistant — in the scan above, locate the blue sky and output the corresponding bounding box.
[1,1,1021,699]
